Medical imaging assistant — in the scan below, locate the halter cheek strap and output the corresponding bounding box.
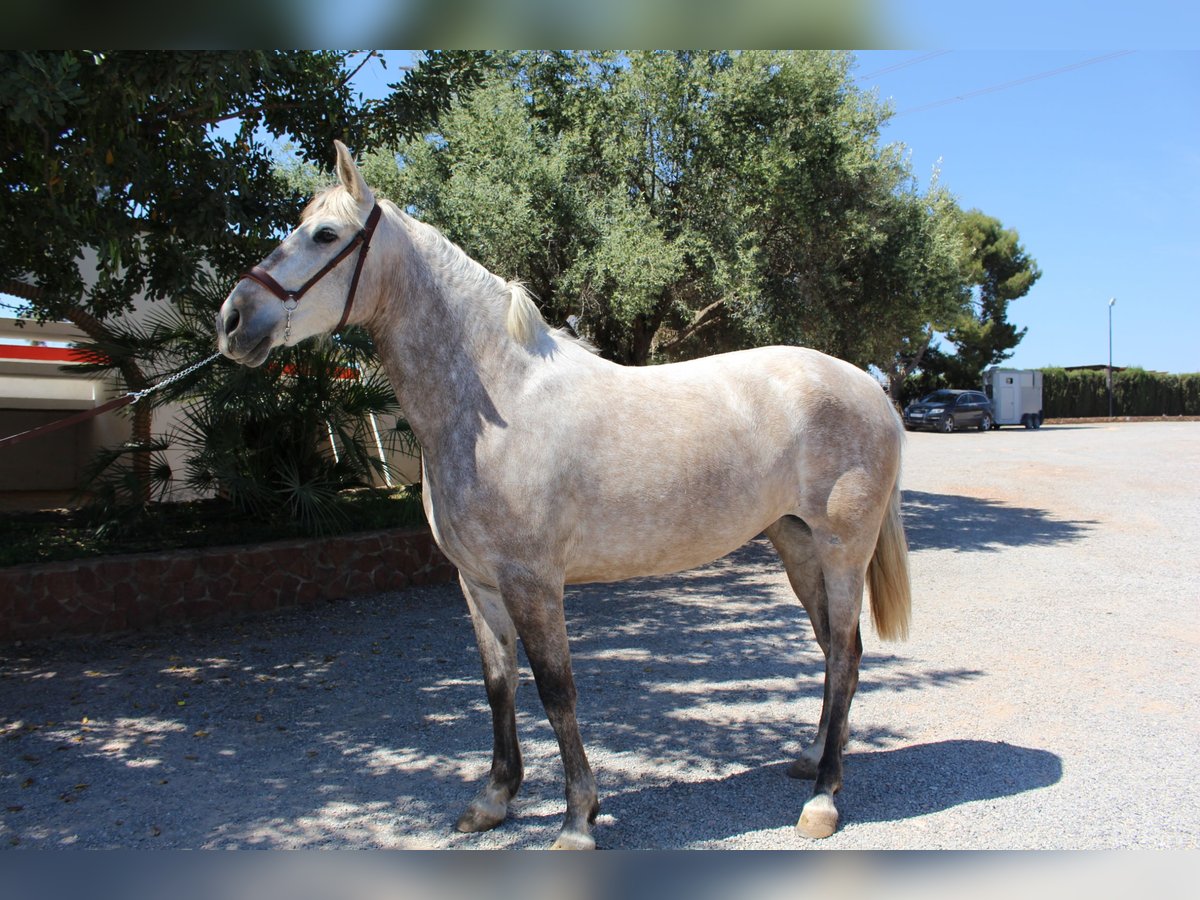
[240,203,383,334]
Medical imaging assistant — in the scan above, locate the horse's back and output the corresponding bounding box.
[563,344,897,472]
[538,344,901,583]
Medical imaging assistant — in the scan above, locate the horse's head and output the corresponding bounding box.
[217,140,381,367]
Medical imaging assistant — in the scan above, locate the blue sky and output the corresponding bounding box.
[876,1,1200,50]
[354,49,1199,373]
[852,49,1200,373]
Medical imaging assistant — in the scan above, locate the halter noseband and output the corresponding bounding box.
[240,202,383,336]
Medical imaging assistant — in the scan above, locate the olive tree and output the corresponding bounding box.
[376,51,970,371]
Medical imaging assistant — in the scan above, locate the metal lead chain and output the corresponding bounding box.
[129,352,221,404]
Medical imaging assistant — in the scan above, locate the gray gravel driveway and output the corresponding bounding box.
[2,422,1198,849]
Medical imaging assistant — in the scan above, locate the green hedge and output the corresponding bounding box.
[1041,368,1200,418]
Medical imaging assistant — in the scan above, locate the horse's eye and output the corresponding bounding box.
[313,227,339,245]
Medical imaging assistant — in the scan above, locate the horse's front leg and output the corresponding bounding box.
[501,570,599,850]
[455,575,524,833]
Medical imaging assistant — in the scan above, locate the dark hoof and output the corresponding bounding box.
[455,798,507,833]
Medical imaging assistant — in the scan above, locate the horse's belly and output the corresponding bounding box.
[564,545,751,584]
[559,416,804,583]
[562,495,784,584]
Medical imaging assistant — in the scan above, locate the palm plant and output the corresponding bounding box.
[72,271,418,534]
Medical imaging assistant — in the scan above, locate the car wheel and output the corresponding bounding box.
[1032,414,1042,429]
[979,414,992,432]
[940,415,954,433]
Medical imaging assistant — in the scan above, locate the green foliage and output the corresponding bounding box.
[1,50,486,323]
[375,51,970,368]
[1042,368,1200,418]
[1,51,482,532]
[77,438,176,538]
[359,52,493,147]
[72,273,416,533]
[1,51,349,320]
[897,369,949,410]
[929,210,1042,386]
[0,488,426,569]
[181,278,412,531]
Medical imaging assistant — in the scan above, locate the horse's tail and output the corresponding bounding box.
[867,480,911,641]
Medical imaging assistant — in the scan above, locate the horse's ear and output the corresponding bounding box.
[333,140,371,204]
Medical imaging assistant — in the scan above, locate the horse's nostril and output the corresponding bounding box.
[224,309,241,335]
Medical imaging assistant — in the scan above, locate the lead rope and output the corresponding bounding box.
[0,352,221,450]
[127,352,221,403]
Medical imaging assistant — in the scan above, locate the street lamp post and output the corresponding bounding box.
[1108,298,1116,418]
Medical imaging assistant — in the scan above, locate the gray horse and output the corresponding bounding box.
[217,141,911,849]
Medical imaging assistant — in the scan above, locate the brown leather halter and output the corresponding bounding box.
[240,203,383,335]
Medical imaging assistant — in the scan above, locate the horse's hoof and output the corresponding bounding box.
[796,794,839,839]
[787,757,819,780]
[455,798,507,833]
[550,830,596,850]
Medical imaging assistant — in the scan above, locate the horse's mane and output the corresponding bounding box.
[506,281,597,355]
[301,184,364,228]
[303,184,592,354]
[505,281,546,347]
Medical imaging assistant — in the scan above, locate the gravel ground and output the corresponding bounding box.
[2,422,1198,850]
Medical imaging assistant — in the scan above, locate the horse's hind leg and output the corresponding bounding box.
[500,570,599,850]
[765,516,854,779]
[796,549,868,840]
[455,575,524,834]
[768,514,870,839]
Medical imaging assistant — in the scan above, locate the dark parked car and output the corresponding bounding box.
[903,389,994,433]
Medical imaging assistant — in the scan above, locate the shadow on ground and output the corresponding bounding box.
[902,490,1095,552]
[1,540,1040,848]
[595,738,1062,848]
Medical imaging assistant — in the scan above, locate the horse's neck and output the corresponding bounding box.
[368,220,529,456]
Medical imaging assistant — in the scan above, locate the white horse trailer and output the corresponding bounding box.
[983,368,1044,428]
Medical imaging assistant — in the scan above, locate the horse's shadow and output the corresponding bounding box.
[592,739,1062,847]
[0,529,1065,849]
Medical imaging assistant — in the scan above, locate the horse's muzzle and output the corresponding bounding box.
[216,296,276,367]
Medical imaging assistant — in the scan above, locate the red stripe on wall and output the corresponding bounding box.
[0,345,97,364]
